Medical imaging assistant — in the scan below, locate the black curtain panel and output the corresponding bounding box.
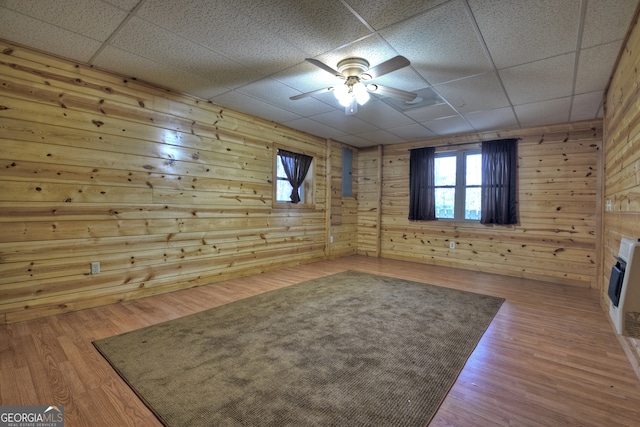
[408,146,436,221]
[480,138,518,225]
[278,149,313,204]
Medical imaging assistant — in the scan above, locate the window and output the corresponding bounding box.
[434,151,481,220]
[275,149,314,206]
[409,139,517,224]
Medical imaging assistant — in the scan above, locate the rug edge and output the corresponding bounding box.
[423,297,505,426]
[92,341,170,427]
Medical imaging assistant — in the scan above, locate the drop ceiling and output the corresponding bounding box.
[0,0,637,147]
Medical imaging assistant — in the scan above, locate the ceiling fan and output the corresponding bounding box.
[290,55,418,115]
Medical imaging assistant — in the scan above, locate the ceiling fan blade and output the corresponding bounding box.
[367,84,418,102]
[305,58,344,78]
[360,55,410,80]
[290,86,334,101]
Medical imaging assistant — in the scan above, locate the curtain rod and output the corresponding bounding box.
[409,137,521,151]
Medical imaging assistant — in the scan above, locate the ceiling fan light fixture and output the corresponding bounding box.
[293,55,417,115]
[353,82,370,105]
[334,84,352,107]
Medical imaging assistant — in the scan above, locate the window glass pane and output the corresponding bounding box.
[466,153,482,185]
[276,157,286,178]
[276,179,294,202]
[435,156,456,186]
[435,188,455,218]
[465,187,481,220]
[275,154,306,203]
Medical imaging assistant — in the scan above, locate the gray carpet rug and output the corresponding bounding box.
[93,271,504,426]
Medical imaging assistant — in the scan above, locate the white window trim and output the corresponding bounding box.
[435,149,481,221]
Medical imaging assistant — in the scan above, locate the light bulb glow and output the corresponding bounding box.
[352,82,370,105]
[334,84,352,107]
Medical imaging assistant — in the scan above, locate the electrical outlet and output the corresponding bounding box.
[91,262,100,275]
[449,241,456,249]
[606,199,612,212]
[330,235,334,243]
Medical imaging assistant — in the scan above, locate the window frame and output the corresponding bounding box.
[273,147,315,209]
[434,148,481,221]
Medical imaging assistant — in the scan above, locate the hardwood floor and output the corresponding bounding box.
[1,255,639,426]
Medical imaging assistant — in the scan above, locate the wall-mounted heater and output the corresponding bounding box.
[608,237,640,338]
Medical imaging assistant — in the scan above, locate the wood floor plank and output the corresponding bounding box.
[1,255,639,426]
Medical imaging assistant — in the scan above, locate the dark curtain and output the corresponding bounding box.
[480,138,518,225]
[408,147,436,220]
[278,149,313,204]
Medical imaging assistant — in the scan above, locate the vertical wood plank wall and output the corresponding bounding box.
[0,42,350,324]
[357,121,602,288]
[328,141,358,258]
[603,10,640,375]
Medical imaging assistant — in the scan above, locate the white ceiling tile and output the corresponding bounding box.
[404,103,457,122]
[381,0,492,84]
[282,118,347,140]
[228,0,372,56]
[347,0,450,30]
[581,0,639,48]
[1,0,635,148]
[435,72,510,113]
[386,123,438,140]
[238,78,334,116]
[310,110,380,134]
[93,45,229,99]
[464,107,519,132]
[330,134,374,148]
[469,0,581,68]
[284,97,337,117]
[371,66,429,93]
[353,99,416,129]
[499,53,575,105]
[570,91,604,122]
[211,91,302,124]
[0,7,103,62]
[575,41,622,94]
[422,115,474,136]
[1,0,128,41]
[353,129,406,145]
[273,61,344,96]
[137,0,304,75]
[109,17,263,89]
[514,97,572,127]
[314,35,397,71]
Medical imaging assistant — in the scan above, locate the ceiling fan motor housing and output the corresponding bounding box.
[337,58,370,78]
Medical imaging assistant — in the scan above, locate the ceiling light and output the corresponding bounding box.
[334,84,352,107]
[353,82,370,105]
[334,77,370,113]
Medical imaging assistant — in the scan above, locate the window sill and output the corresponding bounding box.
[273,202,316,210]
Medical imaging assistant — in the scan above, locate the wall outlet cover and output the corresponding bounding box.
[91,262,100,275]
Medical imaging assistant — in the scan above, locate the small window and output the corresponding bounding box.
[434,151,481,220]
[275,149,314,206]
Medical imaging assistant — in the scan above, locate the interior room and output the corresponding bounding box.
[2,0,640,425]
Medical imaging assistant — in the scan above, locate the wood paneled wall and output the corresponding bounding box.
[603,8,640,376]
[327,140,358,258]
[0,41,340,324]
[0,39,611,325]
[358,121,602,288]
